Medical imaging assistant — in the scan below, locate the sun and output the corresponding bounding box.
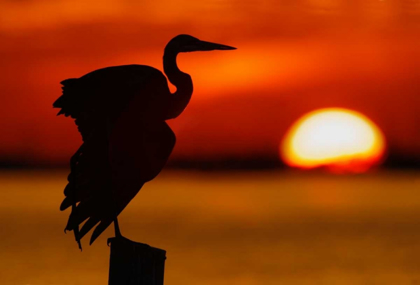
[281,108,386,172]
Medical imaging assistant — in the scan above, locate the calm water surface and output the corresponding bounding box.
[1,170,419,284]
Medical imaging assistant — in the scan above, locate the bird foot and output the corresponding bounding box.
[107,234,129,246]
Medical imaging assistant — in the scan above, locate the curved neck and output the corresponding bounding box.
[163,50,193,119]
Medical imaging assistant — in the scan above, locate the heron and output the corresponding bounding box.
[53,34,236,249]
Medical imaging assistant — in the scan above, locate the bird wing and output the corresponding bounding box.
[86,120,176,245]
[53,65,169,141]
[56,65,174,247]
[60,119,176,246]
[60,137,111,248]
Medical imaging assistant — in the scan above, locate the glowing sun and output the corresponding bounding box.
[281,108,386,172]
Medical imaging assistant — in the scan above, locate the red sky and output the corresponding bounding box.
[0,0,419,165]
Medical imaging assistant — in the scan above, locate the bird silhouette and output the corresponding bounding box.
[54,34,236,249]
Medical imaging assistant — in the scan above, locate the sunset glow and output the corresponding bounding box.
[281,108,386,172]
[0,0,419,165]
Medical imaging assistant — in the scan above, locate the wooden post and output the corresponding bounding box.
[108,236,166,285]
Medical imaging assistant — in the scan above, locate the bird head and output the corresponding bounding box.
[166,34,236,53]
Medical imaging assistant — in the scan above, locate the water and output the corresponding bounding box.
[1,170,420,284]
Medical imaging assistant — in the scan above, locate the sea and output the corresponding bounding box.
[1,170,419,284]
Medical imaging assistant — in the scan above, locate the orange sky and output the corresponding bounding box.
[0,0,419,165]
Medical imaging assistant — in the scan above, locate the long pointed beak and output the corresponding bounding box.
[197,40,237,51]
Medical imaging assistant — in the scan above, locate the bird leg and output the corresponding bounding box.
[108,217,123,246]
[114,217,122,238]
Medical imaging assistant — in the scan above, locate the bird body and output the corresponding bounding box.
[54,35,235,248]
[57,65,171,136]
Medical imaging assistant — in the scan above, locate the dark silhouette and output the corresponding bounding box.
[54,34,236,249]
[108,237,166,284]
